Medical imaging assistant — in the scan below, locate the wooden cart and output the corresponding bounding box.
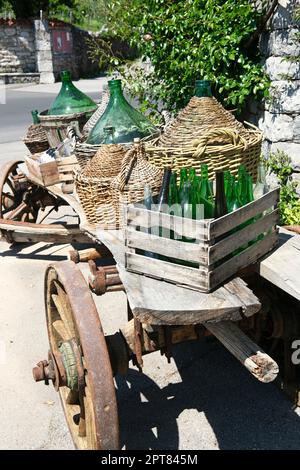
[1,159,300,450]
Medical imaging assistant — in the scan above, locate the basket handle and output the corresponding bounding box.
[192,127,247,158]
[119,141,145,191]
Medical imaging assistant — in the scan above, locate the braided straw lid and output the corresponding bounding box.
[111,140,162,195]
[82,144,126,178]
[159,96,251,147]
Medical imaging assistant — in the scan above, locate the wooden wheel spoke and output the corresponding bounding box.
[66,389,79,405]
[52,319,71,342]
[51,293,75,340]
[2,192,15,203]
[5,201,27,220]
[6,178,16,194]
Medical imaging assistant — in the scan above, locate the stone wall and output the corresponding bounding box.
[0,19,99,83]
[0,19,36,73]
[258,0,300,169]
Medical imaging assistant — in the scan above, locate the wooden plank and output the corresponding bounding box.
[126,227,208,263]
[0,219,91,244]
[257,229,300,301]
[209,188,280,240]
[210,230,278,289]
[204,321,279,383]
[126,251,208,290]
[126,205,209,241]
[94,229,261,325]
[208,209,279,265]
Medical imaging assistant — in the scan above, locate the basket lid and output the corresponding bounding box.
[24,123,48,142]
[112,140,162,192]
[159,96,250,147]
[82,144,126,178]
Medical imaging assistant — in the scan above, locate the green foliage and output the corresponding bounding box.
[97,0,270,116]
[3,0,75,19]
[266,151,300,226]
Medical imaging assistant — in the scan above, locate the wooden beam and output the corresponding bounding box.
[204,321,279,383]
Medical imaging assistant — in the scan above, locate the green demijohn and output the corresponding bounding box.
[48,70,97,116]
[195,79,213,97]
[87,79,157,145]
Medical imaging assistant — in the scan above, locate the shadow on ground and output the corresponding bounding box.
[117,340,300,450]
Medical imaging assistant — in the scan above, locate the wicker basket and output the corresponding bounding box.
[82,86,110,138]
[111,141,163,228]
[38,110,89,148]
[23,124,49,154]
[75,144,126,228]
[146,96,262,180]
[74,141,101,170]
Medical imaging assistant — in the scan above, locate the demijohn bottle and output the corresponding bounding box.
[87,79,157,145]
[48,70,97,116]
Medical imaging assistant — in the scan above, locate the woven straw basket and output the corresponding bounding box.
[39,110,88,148]
[111,141,163,228]
[75,144,126,229]
[23,124,49,154]
[146,96,262,181]
[75,141,101,170]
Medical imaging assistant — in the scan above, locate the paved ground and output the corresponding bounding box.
[0,79,300,450]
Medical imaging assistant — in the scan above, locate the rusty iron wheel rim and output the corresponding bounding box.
[0,160,37,222]
[45,260,119,450]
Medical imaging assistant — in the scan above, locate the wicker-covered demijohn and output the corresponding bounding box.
[146,96,262,180]
[111,140,163,227]
[75,144,126,228]
[23,124,49,154]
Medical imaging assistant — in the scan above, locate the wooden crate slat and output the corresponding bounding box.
[208,209,279,265]
[126,227,208,263]
[209,188,280,240]
[209,230,278,289]
[126,252,209,290]
[127,206,209,241]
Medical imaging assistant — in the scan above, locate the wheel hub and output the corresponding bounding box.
[32,340,84,391]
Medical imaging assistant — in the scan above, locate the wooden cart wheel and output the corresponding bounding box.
[0,160,38,222]
[44,261,119,450]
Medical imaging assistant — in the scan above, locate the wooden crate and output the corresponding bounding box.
[25,155,79,187]
[125,188,280,293]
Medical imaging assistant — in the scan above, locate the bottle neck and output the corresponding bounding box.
[257,163,266,184]
[31,110,40,124]
[195,80,212,98]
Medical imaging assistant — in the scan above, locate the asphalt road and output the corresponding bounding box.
[0,80,300,450]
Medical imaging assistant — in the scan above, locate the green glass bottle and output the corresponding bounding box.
[254,162,269,200]
[168,172,179,207]
[224,170,232,199]
[199,164,214,218]
[142,185,157,258]
[179,168,188,188]
[31,110,40,124]
[214,172,228,219]
[180,182,192,219]
[48,71,97,116]
[227,179,241,213]
[188,167,197,184]
[87,79,157,145]
[195,80,213,97]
